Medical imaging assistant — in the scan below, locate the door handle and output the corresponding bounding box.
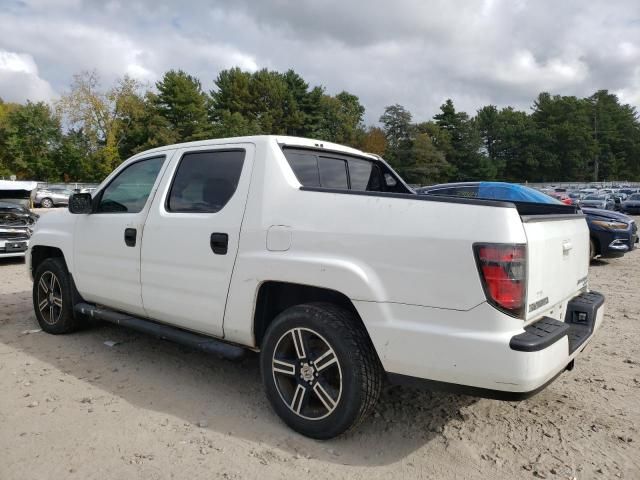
[210,233,228,255]
[124,228,137,247]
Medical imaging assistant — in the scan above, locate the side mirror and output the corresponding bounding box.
[69,193,93,214]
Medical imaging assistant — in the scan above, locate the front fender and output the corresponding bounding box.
[28,210,77,276]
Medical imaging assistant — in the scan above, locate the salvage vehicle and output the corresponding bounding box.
[27,136,604,438]
[622,193,640,215]
[0,201,38,258]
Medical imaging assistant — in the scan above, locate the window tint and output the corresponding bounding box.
[318,157,348,189]
[287,152,320,187]
[167,150,245,213]
[348,158,382,191]
[97,156,164,213]
[283,148,409,193]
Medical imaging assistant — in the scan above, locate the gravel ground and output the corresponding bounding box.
[1,222,639,479]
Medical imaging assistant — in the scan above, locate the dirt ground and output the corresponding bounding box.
[1,223,639,479]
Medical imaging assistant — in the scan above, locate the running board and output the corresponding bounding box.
[74,303,246,360]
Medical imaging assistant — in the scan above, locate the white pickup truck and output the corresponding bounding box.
[27,135,604,439]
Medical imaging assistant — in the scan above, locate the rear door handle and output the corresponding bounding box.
[210,233,228,255]
[124,228,137,247]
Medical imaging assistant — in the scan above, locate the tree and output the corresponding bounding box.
[379,104,413,166]
[155,70,211,142]
[315,91,365,146]
[405,132,454,184]
[434,99,493,180]
[57,71,146,178]
[4,101,61,180]
[358,126,387,156]
[531,93,596,182]
[587,90,640,181]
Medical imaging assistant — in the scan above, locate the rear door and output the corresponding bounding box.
[522,215,590,321]
[140,143,254,337]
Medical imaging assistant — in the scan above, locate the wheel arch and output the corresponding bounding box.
[30,245,67,279]
[253,281,367,348]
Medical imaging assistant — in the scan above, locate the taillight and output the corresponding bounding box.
[473,243,526,318]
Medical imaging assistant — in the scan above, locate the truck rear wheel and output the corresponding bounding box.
[32,258,80,334]
[260,302,382,439]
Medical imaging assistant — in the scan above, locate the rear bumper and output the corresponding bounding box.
[357,291,605,398]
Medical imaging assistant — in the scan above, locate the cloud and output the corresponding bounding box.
[0,0,638,122]
[0,50,56,103]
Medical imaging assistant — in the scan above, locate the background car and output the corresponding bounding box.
[580,194,615,210]
[0,201,38,258]
[549,192,573,205]
[582,207,638,258]
[622,193,640,215]
[34,187,73,208]
[567,192,585,206]
[611,193,627,211]
[418,182,637,259]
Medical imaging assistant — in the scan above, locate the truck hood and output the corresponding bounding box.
[0,202,38,227]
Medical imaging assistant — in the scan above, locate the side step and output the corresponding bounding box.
[74,303,246,360]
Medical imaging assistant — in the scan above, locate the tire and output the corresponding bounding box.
[32,258,80,334]
[40,198,54,208]
[260,302,383,439]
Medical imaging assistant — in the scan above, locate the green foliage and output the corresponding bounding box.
[4,101,61,180]
[155,70,211,141]
[2,69,640,184]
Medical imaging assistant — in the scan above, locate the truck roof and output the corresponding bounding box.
[131,135,376,160]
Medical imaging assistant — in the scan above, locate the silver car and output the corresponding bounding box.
[35,187,73,208]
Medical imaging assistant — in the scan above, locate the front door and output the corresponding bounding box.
[73,155,168,316]
[141,144,254,337]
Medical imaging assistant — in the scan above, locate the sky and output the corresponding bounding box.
[1,0,639,124]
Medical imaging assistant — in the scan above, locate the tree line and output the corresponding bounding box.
[1,67,639,184]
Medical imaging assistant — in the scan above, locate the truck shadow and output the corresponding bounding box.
[0,290,477,466]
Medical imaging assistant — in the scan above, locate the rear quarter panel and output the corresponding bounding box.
[223,139,527,345]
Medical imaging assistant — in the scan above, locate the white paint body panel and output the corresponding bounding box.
[140,143,255,336]
[28,135,603,394]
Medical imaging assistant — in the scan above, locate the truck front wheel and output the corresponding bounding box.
[32,258,80,334]
[260,302,382,439]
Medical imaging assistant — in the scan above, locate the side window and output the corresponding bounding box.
[348,158,382,191]
[167,150,245,213]
[97,156,164,213]
[287,152,320,187]
[318,157,348,189]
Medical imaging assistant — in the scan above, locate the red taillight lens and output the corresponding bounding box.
[474,244,526,318]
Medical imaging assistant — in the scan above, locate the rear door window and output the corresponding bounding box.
[167,150,245,213]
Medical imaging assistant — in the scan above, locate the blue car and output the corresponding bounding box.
[417,182,638,259]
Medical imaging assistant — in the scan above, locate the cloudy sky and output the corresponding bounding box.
[1,0,639,123]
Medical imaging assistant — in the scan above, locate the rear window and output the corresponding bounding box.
[283,148,405,193]
[318,157,348,189]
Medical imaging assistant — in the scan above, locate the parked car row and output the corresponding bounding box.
[542,186,640,213]
[416,182,638,260]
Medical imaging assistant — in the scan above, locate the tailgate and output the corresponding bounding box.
[522,215,589,321]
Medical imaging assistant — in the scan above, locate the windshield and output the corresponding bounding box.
[630,194,640,200]
[584,195,605,200]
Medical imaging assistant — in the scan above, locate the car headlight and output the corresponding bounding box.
[592,220,628,230]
